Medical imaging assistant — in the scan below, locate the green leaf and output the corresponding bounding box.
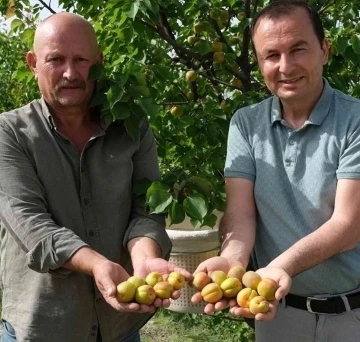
[117,26,134,45]
[88,64,104,81]
[193,41,211,55]
[187,176,212,196]
[169,202,186,224]
[124,0,140,19]
[350,34,360,54]
[183,195,208,221]
[111,102,131,120]
[190,218,201,229]
[130,85,150,97]
[333,36,349,55]
[147,182,171,192]
[107,85,124,108]
[133,178,153,195]
[138,98,159,117]
[20,28,35,47]
[202,213,218,228]
[124,114,141,138]
[143,0,159,14]
[146,188,173,214]
[11,19,24,31]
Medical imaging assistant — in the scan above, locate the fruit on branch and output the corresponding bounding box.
[170,106,184,117]
[186,70,197,82]
[213,51,225,63]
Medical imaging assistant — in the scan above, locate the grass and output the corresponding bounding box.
[140,308,255,342]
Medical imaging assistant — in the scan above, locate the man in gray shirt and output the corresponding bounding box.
[192,1,360,341]
[0,12,191,342]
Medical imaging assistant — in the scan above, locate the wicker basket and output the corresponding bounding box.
[166,229,220,313]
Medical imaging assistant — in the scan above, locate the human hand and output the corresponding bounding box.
[92,259,157,313]
[190,256,245,314]
[133,257,193,308]
[230,266,291,321]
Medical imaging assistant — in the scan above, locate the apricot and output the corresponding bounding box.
[227,265,246,281]
[135,285,156,305]
[116,281,136,303]
[170,106,183,117]
[210,270,227,285]
[167,271,186,290]
[220,277,242,298]
[185,70,197,82]
[145,272,163,287]
[213,51,225,63]
[192,271,211,291]
[236,287,258,308]
[211,41,223,52]
[153,281,173,299]
[127,276,146,290]
[257,278,278,301]
[249,296,269,314]
[242,271,262,290]
[201,283,223,303]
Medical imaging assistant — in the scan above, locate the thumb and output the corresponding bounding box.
[275,276,292,300]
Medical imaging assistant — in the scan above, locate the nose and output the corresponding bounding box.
[278,53,294,74]
[62,61,77,80]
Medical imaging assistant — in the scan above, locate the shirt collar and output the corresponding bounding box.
[39,97,108,130]
[271,78,333,126]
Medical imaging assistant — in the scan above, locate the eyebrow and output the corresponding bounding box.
[264,40,308,54]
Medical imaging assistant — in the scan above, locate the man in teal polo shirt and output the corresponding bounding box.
[192,1,360,341]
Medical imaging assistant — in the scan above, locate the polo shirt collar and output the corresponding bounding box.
[271,78,333,126]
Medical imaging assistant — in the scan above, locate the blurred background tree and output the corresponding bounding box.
[1,0,360,227]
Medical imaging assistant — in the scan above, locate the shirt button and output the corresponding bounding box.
[91,332,96,337]
[92,325,97,331]
[84,198,89,205]
[89,230,95,237]
[289,140,295,145]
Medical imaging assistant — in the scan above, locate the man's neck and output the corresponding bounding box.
[280,84,324,130]
[49,106,101,152]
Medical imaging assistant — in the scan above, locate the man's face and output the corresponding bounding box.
[253,8,328,104]
[28,22,102,112]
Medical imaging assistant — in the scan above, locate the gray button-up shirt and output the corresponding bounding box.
[0,98,172,341]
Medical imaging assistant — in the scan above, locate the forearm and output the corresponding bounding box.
[219,210,256,268]
[269,218,359,277]
[63,246,108,276]
[128,236,163,267]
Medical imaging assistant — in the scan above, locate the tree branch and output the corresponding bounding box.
[36,0,56,14]
[319,0,337,14]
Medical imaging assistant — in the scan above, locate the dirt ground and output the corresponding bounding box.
[140,320,170,342]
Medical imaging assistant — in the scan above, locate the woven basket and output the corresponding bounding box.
[166,229,220,313]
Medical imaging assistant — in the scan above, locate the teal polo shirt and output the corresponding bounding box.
[225,79,360,296]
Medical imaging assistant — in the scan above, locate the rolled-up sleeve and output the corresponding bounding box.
[122,121,172,258]
[0,121,88,274]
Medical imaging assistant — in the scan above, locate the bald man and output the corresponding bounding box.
[0,12,190,342]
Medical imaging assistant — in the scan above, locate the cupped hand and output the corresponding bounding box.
[190,256,245,314]
[230,266,291,321]
[133,257,193,308]
[92,259,156,313]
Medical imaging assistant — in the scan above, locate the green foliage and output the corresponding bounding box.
[2,0,360,227]
[0,32,39,112]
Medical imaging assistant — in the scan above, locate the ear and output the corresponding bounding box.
[96,52,104,64]
[26,51,38,80]
[321,38,329,65]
